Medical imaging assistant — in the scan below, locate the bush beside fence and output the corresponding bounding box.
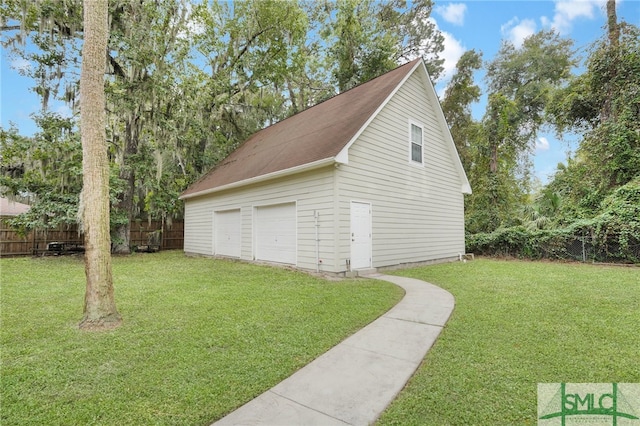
[468,177,640,264]
[467,225,640,264]
[0,218,183,257]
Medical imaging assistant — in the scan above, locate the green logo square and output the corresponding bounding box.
[538,383,640,425]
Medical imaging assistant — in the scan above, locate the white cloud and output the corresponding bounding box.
[54,103,73,118]
[541,0,606,34]
[435,3,467,26]
[439,30,466,83]
[423,18,466,85]
[501,17,537,48]
[536,137,550,151]
[410,17,466,90]
[11,58,31,73]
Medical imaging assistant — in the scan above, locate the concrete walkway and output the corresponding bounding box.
[213,273,455,426]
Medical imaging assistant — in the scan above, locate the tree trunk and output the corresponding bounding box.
[601,0,619,123]
[286,80,299,114]
[606,0,619,48]
[79,0,122,330]
[490,143,498,174]
[111,114,139,254]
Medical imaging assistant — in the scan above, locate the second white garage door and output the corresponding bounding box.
[255,203,296,265]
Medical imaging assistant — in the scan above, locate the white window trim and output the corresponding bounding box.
[408,119,424,166]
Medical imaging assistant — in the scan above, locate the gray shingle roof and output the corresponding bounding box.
[181,59,421,198]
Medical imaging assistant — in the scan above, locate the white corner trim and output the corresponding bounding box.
[180,157,336,200]
[335,148,349,165]
[462,182,472,194]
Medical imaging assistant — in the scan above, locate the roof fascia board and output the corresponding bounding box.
[180,157,336,200]
[335,60,423,165]
[416,61,472,194]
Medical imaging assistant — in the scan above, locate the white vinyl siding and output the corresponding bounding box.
[183,167,338,272]
[336,69,465,269]
[184,196,214,255]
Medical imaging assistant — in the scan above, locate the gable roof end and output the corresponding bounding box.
[336,60,471,194]
[180,58,471,199]
[415,60,472,194]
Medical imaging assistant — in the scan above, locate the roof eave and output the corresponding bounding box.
[179,157,339,200]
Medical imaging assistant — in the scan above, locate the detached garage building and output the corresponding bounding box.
[180,58,471,274]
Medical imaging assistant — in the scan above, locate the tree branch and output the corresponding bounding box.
[1,25,22,31]
[108,52,126,78]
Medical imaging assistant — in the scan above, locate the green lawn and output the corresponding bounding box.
[0,251,402,425]
[377,259,640,425]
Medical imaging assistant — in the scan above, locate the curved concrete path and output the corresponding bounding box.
[213,273,455,426]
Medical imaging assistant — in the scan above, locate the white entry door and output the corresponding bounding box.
[255,203,297,265]
[350,201,372,270]
[213,209,241,257]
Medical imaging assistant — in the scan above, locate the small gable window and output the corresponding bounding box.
[410,122,423,164]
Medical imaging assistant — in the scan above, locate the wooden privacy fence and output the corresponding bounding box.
[130,220,184,251]
[0,218,184,257]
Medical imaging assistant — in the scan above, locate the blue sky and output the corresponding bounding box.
[1,0,639,184]
[430,0,640,183]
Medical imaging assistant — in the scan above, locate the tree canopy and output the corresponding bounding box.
[1,0,638,259]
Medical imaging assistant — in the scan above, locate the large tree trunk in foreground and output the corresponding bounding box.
[79,0,122,330]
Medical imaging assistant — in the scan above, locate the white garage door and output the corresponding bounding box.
[255,203,296,265]
[214,209,241,258]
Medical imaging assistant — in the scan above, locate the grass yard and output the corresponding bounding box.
[0,251,403,425]
[377,259,640,425]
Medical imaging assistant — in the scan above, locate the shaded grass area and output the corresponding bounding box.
[377,259,640,425]
[1,251,403,425]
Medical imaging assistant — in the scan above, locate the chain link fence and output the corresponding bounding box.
[468,228,640,265]
[561,234,640,264]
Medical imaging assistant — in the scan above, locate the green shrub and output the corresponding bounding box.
[467,178,640,263]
